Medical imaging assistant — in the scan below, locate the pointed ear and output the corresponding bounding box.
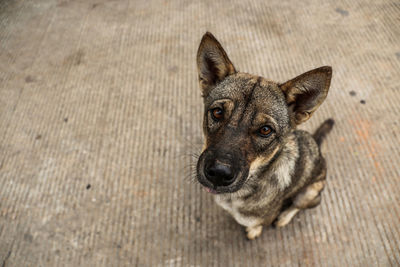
[280,66,332,125]
[196,32,236,96]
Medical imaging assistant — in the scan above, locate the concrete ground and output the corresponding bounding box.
[1,0,399,266]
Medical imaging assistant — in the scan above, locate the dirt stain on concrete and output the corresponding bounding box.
[352,118,383,176]
[335,7,349,16]
[63,49,85,66]
[25,75,35,83]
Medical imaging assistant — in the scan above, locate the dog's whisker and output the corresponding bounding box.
[183,172,199,184]
[173,152,200,160]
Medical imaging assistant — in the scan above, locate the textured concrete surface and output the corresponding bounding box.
[1,0,399,266]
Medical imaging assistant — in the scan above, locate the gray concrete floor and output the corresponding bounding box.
[1,0,399,266]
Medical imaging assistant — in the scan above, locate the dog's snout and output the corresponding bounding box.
[205,161,235,186]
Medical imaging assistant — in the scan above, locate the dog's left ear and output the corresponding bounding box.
[197,32,236,96]
[280,66,332,125]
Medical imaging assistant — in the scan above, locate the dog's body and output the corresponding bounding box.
[195,32,334,239]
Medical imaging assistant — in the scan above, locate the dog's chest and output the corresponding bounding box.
[214,195,261,227]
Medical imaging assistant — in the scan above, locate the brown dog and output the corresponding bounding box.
[195,32,334,239]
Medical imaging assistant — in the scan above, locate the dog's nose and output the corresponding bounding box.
[205,161,235,186]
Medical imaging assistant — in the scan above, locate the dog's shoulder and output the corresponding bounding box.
[284,129,325,198]
[291,130,322,181]
[293,129,319,156]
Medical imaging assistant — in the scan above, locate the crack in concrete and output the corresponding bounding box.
[1,249,12,267]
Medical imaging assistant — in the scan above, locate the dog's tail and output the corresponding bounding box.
[313,118,335,146]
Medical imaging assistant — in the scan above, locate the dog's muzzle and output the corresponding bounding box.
[197,149,248,193]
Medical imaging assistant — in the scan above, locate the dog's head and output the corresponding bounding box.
[196,32,332,194]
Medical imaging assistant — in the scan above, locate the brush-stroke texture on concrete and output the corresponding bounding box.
[0,0,399,266]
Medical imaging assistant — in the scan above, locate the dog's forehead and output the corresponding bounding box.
[206,73,258,102]
[205,73,289,125]
[252,79,289,124]
[207,73,282,102]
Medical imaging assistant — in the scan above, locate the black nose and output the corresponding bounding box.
[205,161,235,186]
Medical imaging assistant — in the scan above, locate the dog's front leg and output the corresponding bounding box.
[215,196,264,239]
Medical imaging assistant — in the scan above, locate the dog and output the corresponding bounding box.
[195,32,334,240]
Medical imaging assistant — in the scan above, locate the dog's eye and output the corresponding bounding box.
[258,126,273,137]
[211,108,223,121]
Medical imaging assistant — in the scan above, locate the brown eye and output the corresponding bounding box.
[258,126,273,137]
[211,108,223,121]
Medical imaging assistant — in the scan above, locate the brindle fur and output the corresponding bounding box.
[196,32,334,239]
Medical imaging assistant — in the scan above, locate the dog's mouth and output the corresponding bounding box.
[196,170,249,194]
[196,150,249,194]
[203,187,217,194]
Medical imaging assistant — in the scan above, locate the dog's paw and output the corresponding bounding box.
[246,225,263,240]
[275,207,300,227]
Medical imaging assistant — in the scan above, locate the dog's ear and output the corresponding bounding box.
[197,32,236,96]
[280,66,332,125]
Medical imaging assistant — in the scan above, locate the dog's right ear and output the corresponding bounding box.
[197,32,236,96]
